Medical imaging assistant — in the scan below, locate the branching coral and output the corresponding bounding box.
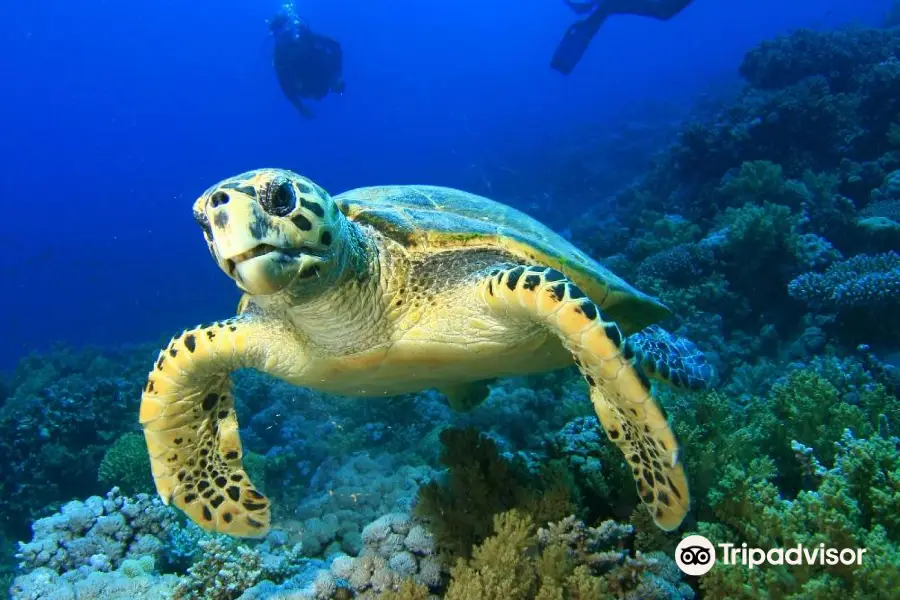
[665,366,900,521]
[696,432,900,598]
[624,212,702,261]
[708,201,806,326]
[756,369,897,468]
[414,427,534,560]
[443,510,692,600]
[450,374,587,451]
[719,202,798,272]
[172,535,303,600]
[414,428,577,563]
[636,243,714,286]
[793,233,843,271]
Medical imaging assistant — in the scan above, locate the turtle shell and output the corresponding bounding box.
[333,185,670,334]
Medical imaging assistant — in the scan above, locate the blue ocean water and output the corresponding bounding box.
[0,0,883,367]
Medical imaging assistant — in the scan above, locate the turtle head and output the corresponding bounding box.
[193,169,346,296]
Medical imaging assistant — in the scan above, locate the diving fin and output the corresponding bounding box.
[551,11,607,75]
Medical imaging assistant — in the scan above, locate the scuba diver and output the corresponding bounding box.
[269,5,345,119]
[551,0,695,75]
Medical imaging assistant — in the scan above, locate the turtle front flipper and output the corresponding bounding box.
[480,266,690,531]
[139,316,301,538]
[627,325,717,391]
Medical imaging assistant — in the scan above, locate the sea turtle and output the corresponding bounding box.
[139,168,715,538]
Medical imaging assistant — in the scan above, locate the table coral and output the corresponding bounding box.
[788,252,900,342]
[789,251,900,310]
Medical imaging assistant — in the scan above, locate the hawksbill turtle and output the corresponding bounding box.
[139,168,715,538]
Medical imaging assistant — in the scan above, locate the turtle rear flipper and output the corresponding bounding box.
[481,265,690,531]
[440,380,492,412]
[140,316,299,538]
[627,325,717,391]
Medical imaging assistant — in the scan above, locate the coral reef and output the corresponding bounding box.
[696,432,900,598]
[16,488,175,575]
[789,251,900,344]
[443,510,692,599]
[788,251,900,311]
[10,489,325,600]
[98,433,155,496]
[450,373,589,451]
[291,452,436,557]
[172,535,304,600]
[414,427,577,563]
[0,345,154,538]
[325,513,443,595]
[544,417,636,522]
[11,556,178,600]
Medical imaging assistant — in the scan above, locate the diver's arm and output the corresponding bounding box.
[319,36,342,57]
[272,38,316,118]
[327,43,344,91]
[316,36,344,71]
[312,35,345,94]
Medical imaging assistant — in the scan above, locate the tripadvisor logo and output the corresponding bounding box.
[674,535,867,576]
[675,535,716,576]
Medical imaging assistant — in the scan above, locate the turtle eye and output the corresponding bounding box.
[261,178,296,217]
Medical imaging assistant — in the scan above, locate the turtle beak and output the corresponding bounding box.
[196,189,308,294]
[231,248,305,295]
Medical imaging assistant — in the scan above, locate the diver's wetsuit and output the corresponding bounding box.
[271,14,345,118]
[552,0,694,75]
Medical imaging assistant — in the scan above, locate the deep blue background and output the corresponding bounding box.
[0,0,890,367]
